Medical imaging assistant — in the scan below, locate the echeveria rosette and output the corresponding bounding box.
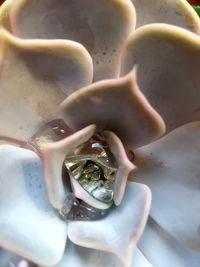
[0,28,158,266]
[0,2,157,266]
[0,0,200,267]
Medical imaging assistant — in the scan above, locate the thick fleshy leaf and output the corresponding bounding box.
[61,68,165,149]
[39,125,96,209]
[104,130,135,206]
[40,241,153,267]
[131,0,200,32]
[9,0,135,81]
[0,137,25,147]
[139,217,200,267]
[68,182,151,267]
[121,24,200,134]
[0,29,92,143]
[0,145,67,266]
[131,122,200,251]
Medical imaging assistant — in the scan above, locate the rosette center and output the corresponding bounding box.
[64,134,117,205]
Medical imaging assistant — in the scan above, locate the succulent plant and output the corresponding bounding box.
[0,0,200,267]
